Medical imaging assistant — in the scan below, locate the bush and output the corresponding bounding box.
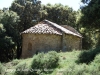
[14,51,59,75]
[14,62,30,75]
[11,59,20,66]
[63,64,89,75]
[78,47,100,64]
[44,51,59,68]
[30,51,59,75]
[92,53,100,63]
[88,54,100,75]
[0,62,5,75]
[63,60,100,75]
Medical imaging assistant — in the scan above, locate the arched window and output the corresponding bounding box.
[28,43,32,51]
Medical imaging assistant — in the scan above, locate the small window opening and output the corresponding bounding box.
[28,43,32,51]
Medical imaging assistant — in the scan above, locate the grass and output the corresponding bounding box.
[1,50,100,75]
[51,51,81,75]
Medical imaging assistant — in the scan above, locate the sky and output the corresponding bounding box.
[0,0,81,10]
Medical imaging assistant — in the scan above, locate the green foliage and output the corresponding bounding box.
[46,51,59,68]
[31,51,59,75]
[79,28,100,49]
[1,51,100,75]
[63,64,88,75]
[80,0,100,29]
[11,59,21,66]
[62,53,100,75]
[63,62,100,75]
[79,0,100,48]
[14,62,29,75]
[0,24,6,36]
[0,23,15,62]
[89,54,100,75]
[0,62,5,75]
[91,53,100,64]
[14,51,59,75]
[40,3,77,27]
[0,10,20,62]
[10,0,41,30]
[78,47,100,64]
[81,32,93,49]
[10,0,78,30]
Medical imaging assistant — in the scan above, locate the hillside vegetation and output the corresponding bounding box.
[0,48,100,75]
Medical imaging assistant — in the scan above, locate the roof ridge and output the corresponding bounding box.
[61,25,82,36]
[43,20,82,37]
[21,19,82,38]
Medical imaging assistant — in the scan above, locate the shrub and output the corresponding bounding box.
[14,62,30,75]
[44,51,59,68]
[14,51,59,75]
[78,47,100,64]
[0,62,5,75]
[92,53,100,63]
[11,59,20,66]
[30,51,59,75]
[88,64,100,75]
[63,53,100,75]
[90,53,100,74]
[63,64,89,75]
[88,54,100,75]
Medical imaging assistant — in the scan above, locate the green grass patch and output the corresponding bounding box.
[0,50,100,75]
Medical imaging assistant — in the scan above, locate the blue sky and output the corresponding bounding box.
[0,0,81,10]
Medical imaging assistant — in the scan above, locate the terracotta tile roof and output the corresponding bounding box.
[61,25,82,36]
[22,20,82,38]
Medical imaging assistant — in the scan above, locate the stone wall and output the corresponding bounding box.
[64,34,81,51]
[21,33,82,58]
[21,34,62,58]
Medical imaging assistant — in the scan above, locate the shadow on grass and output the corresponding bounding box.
[76,47,100,64]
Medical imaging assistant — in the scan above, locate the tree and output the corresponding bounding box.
[0,23,15,62]
[40,3,77,28]
[0,10,20,62]
[9,0,42,58]
[10,0,41,30]
[79,0,100,49]
[80,0,100,29]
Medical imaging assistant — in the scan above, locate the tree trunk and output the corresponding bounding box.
[16,42,22,59]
